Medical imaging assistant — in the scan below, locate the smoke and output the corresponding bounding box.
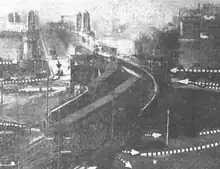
[90,0,178,39]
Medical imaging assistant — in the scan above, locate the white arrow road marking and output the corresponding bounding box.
[152,132,162,138]
[125,161,132,168]
[87,166,98,169]
[170,67,178,73]
[177,79,190,85]
[11,60,17,64]
[130,149,140,155]
[153,160,157,164]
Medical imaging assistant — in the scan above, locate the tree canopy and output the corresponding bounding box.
[134,26,180,58]
[159,28,180,52]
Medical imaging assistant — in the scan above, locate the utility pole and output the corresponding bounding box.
[140,76,143,112]
[16,84,20,169]
[1,80,6,152]
[1,81,3,111]
[166,109,170,145]
[57,109,61,169]
[2,79,6,161]
[111,92,115,139]
[46,67,49,128]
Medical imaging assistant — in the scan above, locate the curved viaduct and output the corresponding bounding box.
[54,56,158,125]
[17,52,159,169]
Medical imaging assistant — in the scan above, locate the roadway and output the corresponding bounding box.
[66,33,220,169]
[39,54,158,169]
[14,46,220,169]
[18,28,158,168]
[6,50,157,169]
[19,28,220,168]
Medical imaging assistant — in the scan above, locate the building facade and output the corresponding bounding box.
[5,12,26,32]
[83,11,91,32]
[28,10,39,31]
[179,4,220,68]
[76,12,83,31]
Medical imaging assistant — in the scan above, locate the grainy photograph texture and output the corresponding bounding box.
[0,0,220,168]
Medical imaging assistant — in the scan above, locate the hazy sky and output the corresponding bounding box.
[1,0,220,22]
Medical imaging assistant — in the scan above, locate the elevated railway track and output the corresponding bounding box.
[15,51,158,168]
[47,55,158,125]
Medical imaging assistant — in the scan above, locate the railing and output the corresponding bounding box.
[46,86,89,124]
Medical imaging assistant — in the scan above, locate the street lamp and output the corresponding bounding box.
[0,78,7,117]
[46,67,49,128]
[1,80,3,108]
[57,109,61,169]
[166,109,170,145]
[140,75,144,112]
[111,91,116,139]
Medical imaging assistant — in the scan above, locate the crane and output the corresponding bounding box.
[60,15,77,24]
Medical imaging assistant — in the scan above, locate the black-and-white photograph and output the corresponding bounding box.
[0,0,220,168]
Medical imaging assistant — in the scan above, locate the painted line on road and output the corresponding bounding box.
[122,141,220,157]
[0,61,17,65]
[199,128,220,136]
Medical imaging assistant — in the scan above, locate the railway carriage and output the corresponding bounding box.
[93,42,117,61]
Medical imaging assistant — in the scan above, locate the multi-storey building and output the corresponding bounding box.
[28,10,35,30]
[8,13,21,23]
[28,10,39,31]
[179,3,220,68]
[83,11,91,32]
[76,12,82,31]
[27,10,40,60]
[6,12,25,32]
[14,13,21,23]
[179,4,220,40]
[8,13,14,23]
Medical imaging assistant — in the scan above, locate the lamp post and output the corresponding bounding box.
[111,92,116,139]
[0,78,6,118]
[57,109,61,169]
[46,67,49,127]
[166,109,170,145]
[1,80,3,109]
[140,75,143,112]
